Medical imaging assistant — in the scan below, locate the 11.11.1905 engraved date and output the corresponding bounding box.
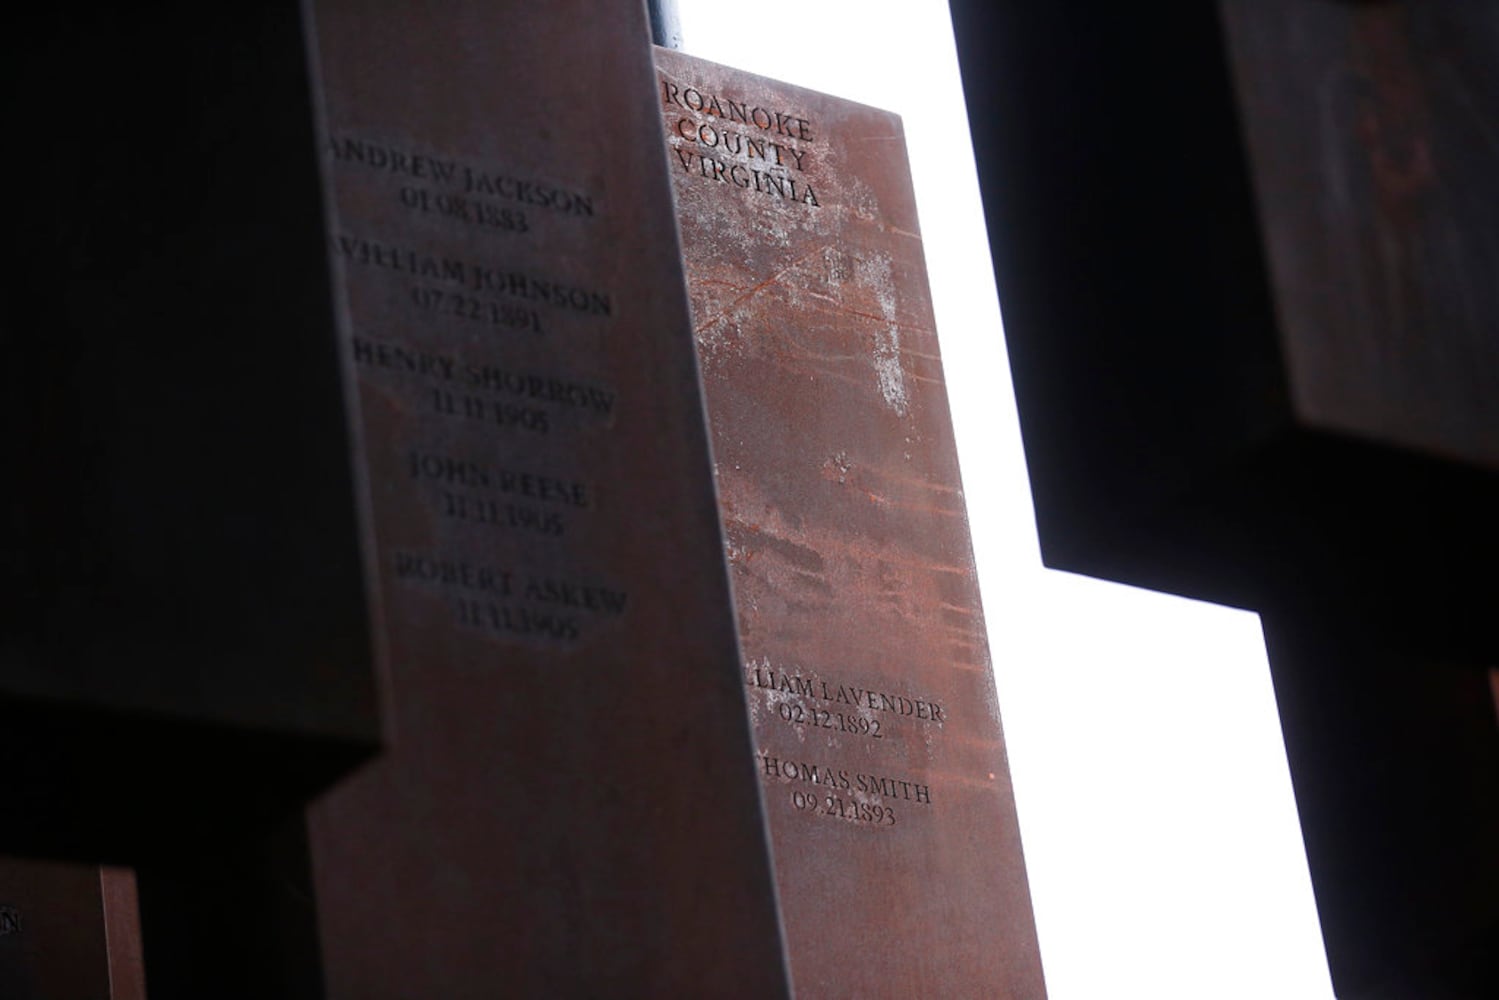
[789,789,896,826]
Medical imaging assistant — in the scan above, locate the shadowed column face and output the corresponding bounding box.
[302,3,788,996]
[658,47,1047,999]
[945,3,1499,996]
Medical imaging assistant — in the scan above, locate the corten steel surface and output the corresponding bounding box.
[2,3,377,859]
[0,859,144,1000]
[658,49,1046,999]
[304,2,788,997]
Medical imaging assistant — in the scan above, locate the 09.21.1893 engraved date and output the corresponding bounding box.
[789,789,896,826]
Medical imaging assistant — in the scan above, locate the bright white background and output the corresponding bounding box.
[673,3,1335,996]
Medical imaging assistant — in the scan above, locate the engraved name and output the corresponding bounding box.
[748,663,946,722]
[410,448,590,539]
[327,135,596,224]
[393,549,629,644]
[336,234,613,325]
[350,337,617,430]
[761,753,931,827]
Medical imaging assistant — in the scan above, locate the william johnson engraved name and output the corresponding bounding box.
[336,234,612,321]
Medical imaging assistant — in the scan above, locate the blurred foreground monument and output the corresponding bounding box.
[950,3,1498,998]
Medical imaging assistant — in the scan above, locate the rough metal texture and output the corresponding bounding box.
[305,3,788,996]
[0,859,143,1000]
[658,48,1046,999]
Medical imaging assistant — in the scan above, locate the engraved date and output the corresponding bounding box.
[411,285,543,333]
[776,701,883,739]
[789,789,896,826]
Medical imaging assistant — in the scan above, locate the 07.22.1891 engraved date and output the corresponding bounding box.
[410,285,543,333]
[789,789,896,826]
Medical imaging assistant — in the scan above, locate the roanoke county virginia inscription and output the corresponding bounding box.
[658,47,1047,999]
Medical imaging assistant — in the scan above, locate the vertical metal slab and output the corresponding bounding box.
[4,2,376,861]
[304,2,788,996]
[99,868,146,1000]
[657,49,1047,998]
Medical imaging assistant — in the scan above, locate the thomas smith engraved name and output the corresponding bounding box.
[761,753,933,828]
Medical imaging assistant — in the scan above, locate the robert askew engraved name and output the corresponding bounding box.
[393,550,628,644]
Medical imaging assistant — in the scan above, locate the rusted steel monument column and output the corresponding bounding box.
[658,47,1048,998]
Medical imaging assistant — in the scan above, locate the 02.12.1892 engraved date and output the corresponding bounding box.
[776,701,884,739]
